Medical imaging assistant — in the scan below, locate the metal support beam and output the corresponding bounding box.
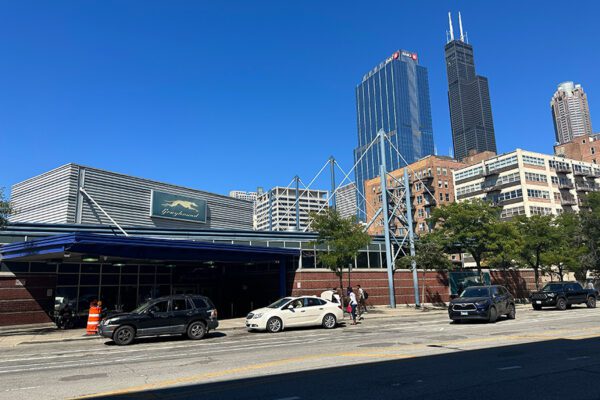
[79,187,129,237]
[295,176,300,231]
[329,156,336,210]
[404,168,420,307]
[378,130,396,308]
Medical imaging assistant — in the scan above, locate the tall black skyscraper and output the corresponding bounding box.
[445,12,496,161]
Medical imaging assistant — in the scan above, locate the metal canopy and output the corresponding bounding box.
[0,232,299,263]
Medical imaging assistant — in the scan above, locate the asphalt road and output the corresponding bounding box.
[2,306,600,400]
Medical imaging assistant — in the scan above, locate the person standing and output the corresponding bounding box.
[348,287,358,325]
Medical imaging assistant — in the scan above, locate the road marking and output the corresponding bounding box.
[567,356,590,361]
[498,365,522,371]
[3,386,40,392]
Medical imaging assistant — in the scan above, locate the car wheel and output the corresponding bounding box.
[556,298,567,311]
[488,307,497,323]
[266,317,282,333]
[187,321,207,340]
[113,326,135,346]
[532,304,542,310]
[507,304,516,320]
[322,313,337,329]
[587,296,597,308]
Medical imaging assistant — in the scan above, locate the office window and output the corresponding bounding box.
[524,172,547,183]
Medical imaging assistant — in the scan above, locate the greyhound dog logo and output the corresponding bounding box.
[162,200,199,212]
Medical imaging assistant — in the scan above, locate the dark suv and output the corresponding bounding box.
[449,285,516,323]
[530,282,597,310]
[98,295,218,345]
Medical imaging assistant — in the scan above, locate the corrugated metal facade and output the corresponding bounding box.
[10,164,253,230]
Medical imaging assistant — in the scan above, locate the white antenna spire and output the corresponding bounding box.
[448,12,454,42]
[458,12,464,42]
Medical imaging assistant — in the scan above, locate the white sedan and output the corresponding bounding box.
[245,296,343,333]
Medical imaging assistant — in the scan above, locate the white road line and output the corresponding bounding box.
[567,356,590,361]
[3,386,40,392]
[497,365,522,371]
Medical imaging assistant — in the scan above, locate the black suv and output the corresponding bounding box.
[530,282,597,310]
[98,295,218,345]
[449,285,516,323]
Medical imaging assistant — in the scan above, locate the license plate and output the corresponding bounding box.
[460,311,468,316]
[535,301,541,304]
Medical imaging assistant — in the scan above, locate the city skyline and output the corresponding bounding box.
[1,2,599,197]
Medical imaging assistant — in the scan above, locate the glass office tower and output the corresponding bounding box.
[354,50,435,220]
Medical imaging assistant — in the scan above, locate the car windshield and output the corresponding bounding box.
[131,300,154,314]
[461,287,490,298]
[542,284,564,292]
[267,298,292,309]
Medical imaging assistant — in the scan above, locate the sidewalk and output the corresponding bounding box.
[0,305,446,348]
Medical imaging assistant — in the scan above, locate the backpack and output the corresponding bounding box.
[363,291,369,300]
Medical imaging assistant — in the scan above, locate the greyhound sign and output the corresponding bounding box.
[150,190,207,223]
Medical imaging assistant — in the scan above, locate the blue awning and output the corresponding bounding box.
[0,232,299,263]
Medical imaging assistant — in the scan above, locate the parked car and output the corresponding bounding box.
[246,296,343,333]
[529,282,598,310]
[98,295,218,345]
[448,285,516,323]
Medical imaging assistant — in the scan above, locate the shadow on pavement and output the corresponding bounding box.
[103,331,227,346]
[86,336,600,400]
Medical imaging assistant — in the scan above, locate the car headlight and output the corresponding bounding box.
[547,293,555,297]
[253,313,263,319]
[475,300,490,306]
[104,318,119,325]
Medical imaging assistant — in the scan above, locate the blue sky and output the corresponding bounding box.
[1,1,599,197]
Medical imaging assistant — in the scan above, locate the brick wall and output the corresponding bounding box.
[289,269,536,306]
[0,274,56,326]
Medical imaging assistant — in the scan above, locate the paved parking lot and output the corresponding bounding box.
[2,305,600,399]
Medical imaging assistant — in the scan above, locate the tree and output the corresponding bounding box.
[0,188,11,229]
[580,192,600,277]
[487,220,521,270]
[514,215,559,289]
[395,231,453,305]
[310,209,372,292]
[543,212,586,282]
[429,199,501,278]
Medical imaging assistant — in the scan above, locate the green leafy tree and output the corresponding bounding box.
[429,199,501,278]
[0,188,11,229]
[487,220,521,270]
[396,231,453,305]
[543,212,586,282]
[310,209,372,292]
[580,192,600,277]
[514,215,559,289]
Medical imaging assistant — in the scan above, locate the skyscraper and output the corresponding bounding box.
[445,12,497,161]
[354,49,435,220]
[551,81,593,144]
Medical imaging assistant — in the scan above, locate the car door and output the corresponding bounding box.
[281,298,306,327]
[170,297,193,334]
[490,287,506,314]
[137,299,173,336]
[570,283,586,303]
[564,284,579,304]
[303,298,325,326]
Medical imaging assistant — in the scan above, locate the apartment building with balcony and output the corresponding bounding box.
[453,149,600,218]
[254,187,329,231]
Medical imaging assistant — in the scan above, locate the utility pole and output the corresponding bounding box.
[378,130,396,308]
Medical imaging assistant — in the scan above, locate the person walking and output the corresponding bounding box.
[348,287,358,325]
[357,284,368,317]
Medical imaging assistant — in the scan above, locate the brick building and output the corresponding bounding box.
[554,133,600,164]
[364,155,466,235]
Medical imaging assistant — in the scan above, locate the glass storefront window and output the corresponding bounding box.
[81,264,100,273]
[80,274,99,286]
[368,251,381,268]
[59,264,79,273]
[356,252,368,268]
[57,274,79,286]
[120,286,138,311]
[100,286,119,311]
